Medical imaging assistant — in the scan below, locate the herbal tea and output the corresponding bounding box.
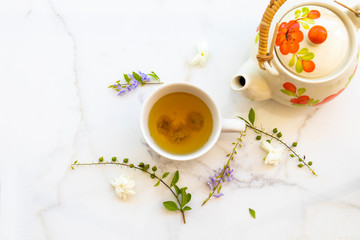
[148,92,213,155]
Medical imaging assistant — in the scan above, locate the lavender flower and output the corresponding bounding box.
[138,71,150,81]
[207,165,234,198]
[108,71,161,96]
[117,88,127,96]
[132,79,139,89]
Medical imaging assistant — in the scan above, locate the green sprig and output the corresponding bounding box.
[238,109,317,176]
[71,158,191,224]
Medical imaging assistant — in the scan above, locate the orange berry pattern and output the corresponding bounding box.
[275,7,326,74]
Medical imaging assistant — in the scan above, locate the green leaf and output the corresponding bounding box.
[295,9,301,19]
[182,206,192,211]
[301,7,309,17]
[162,172,169,179]
[186,193,191,205]
[299,21,309,30]
[163,201,179,211]
[297,48,309,55]
[154,180,160,187]
[248,108,255,126]
[308,98,314,105]
[124,74,131,84]
[297,88,306,96]
[289,54,296,67]
[170,170,179,187]
[303,18,315,24]
[296,59,303,73]
[280,89,297,97]
[181,188,186,207]
[249,208,256,219]
[301,52,315,61]
[132,71,143,83]
[173,184,181,195]
[255,34,259,44]
[148,71,161,82]
[237,116,252,127]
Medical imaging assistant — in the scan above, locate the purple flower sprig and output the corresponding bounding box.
[108,71,162,96]
[202,130,246,206]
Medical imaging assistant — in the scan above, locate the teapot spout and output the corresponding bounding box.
[230,60,272,101]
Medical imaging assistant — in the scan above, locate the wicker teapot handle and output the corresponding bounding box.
[257,0,288,70]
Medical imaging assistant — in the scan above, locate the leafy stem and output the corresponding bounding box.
[71,158,191,224]
[244,122,317,176]
[201,130,246,206]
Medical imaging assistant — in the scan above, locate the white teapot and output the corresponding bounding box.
[230,0,359,107]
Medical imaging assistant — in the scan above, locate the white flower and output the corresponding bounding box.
[261,140,284,166]
[191,41,209,67]
[111,175,136,200]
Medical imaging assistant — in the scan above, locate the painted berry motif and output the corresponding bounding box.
[281,82,319,106]
[276,7,325,74]
[281,82,348,107]
[308,25,327,44]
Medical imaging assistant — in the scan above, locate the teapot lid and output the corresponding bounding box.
[275,5,350,79]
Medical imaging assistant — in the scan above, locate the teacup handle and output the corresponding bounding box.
[221,119,246,133]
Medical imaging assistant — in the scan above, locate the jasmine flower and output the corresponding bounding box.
[191,41,209,67]
[261,140,284,165]
[111,175,136,200]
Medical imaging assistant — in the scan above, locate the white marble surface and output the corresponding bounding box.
[1,0,360,239]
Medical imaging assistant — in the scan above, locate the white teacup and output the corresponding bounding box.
[140,82,245,161]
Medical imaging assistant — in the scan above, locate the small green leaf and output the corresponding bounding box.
[99,157,104,162]
[237,116,252,127]
[289,54,296,67]
[154,180,160,187]
[152,166,157,172]
[148,71,161,82]
[301,7,309,17]
[308,161,313,166]
[272,128,278,133]
[173,185,181,195]
[292,142,298,147]
[182,206,192,211]
[301,53,315,61]
[162,172,169,179]
[163,201,179,211]
[123,158,129,163]
[124,74,131,84]
[112,157,117,162]
[295,9,301,19]
[296,59,303,73]
[255,34,259,44]
[297,88,306,96]
[299,21,309,30]
[303,18,315,24]
[186,193,191,205]
[181,188,186,207]
[132,71,143,83]
[170,171,179,187]
[297,48,309,55]
[280,89,297,97]
[256,135,261,140]
[308,98,314,105]
[298,164,304,168]
[249,208,256,219]
[248,108,255,126]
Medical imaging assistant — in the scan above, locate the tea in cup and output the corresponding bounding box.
[140,82,245,161]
